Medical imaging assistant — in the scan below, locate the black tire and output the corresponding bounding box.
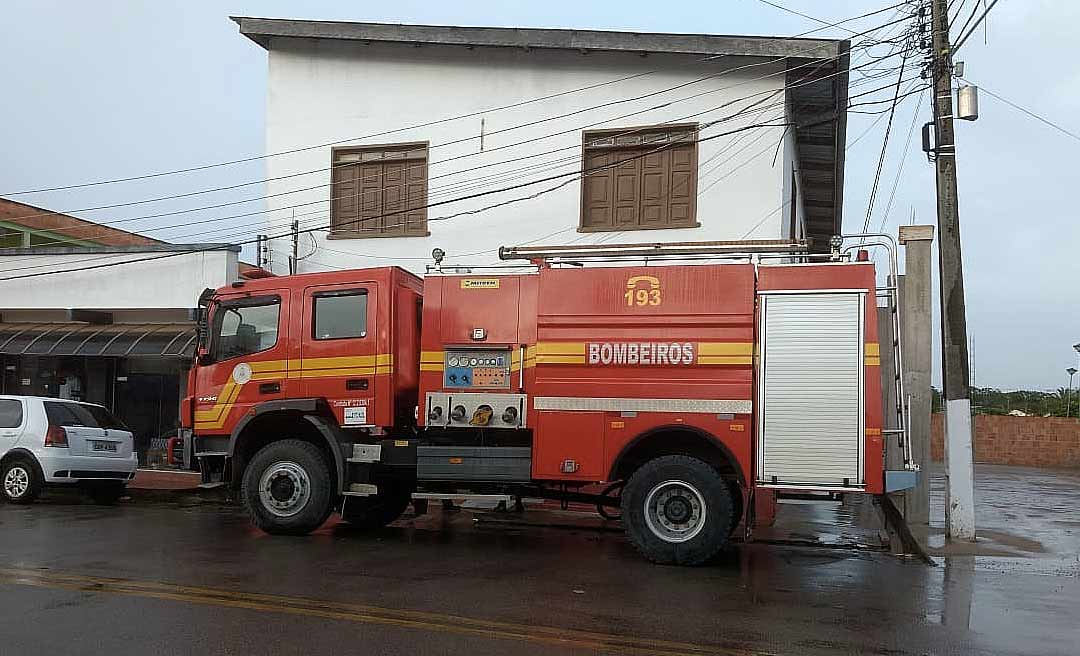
[340,483,411,530]
[241,440,334,535]
[621,455,734,566]
[2,457,43,504]
[88,483,126,505]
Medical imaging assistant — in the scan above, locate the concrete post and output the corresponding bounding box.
[899,225,934,525]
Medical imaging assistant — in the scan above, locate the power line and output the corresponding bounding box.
[953,0,1003,52]
[0,47,873,240]
[0,120,792,281]
[862,48,912,233]
[960,77,1080,144]
[2,46,911,249]
[874,89,927,234]
[1,5,908,198]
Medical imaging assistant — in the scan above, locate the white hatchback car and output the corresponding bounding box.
[0,395,137,504]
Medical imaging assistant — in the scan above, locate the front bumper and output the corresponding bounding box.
[42,454,138,484]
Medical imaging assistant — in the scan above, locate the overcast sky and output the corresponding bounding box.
[1,1,1077,391]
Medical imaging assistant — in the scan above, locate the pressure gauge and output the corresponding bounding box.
[469,358,478,366]
[448,357,459,367]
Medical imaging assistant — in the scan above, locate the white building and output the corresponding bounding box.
[0,198,269,461]
[233,18,850,273]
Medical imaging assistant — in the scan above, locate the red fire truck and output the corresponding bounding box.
[182,239,914,565]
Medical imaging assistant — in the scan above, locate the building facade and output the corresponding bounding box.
[0,197,262,463]
[233,19,849,274]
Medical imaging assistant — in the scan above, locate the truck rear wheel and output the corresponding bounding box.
[242,440,333,535]
[621,455,734,566]
[340,483,411,530]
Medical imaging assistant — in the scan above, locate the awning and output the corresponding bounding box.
[0,323,196,358]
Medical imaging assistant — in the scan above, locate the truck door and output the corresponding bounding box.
[193,292,290,435]
[300,282,379,428]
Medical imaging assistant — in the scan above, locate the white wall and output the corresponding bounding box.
[264,40,800,275]
[0,249,238,310]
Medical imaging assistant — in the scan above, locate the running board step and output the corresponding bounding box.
[411,493,513,503]
[344,483,378,497]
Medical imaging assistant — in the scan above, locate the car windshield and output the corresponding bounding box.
[44,401,127,430]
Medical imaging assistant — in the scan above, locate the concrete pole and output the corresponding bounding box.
[899,225,934,525]
[931,0,976,542]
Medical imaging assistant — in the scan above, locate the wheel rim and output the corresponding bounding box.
[643,479,707,543]
[4,466,30,499]
[258,461,311,517]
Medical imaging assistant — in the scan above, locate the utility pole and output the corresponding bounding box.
[288,219,299,275]
[931,0,976,541]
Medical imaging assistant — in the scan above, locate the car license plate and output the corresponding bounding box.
[92,441,118,453]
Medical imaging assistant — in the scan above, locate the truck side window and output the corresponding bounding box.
[210,297,281,361]
[312,290,367,340]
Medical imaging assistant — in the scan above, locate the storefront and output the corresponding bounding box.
[0,323,194,464]
[0,242,250,465]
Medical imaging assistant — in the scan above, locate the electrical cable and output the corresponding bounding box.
[874,89,927,234]
[0,5,909,198]
[2,46,909,249]
[6,31,911,240]
[0,14,915,274]
[6,54,920,273]
[959,77,1080,145]
[0,120,795,281]
[953,0,1003,52]
[0,50,866,242]
[862,48,912,234]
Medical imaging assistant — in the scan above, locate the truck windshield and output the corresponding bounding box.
[210,296,281,362]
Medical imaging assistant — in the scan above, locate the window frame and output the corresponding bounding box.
[328,142,431,239]
[578,123,700,233]
[311,289,369,342]
[207,294,282,364]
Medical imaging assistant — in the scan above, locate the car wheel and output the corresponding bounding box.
[2,457,42,504]
[88,483,127,505]
[621,455,734,566]
[242,439,333,535]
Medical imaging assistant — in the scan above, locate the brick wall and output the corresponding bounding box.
[930,413,1080,468]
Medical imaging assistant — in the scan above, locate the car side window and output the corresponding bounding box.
[0,399,23,428]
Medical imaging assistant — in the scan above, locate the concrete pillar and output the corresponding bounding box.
[899,225,934,525]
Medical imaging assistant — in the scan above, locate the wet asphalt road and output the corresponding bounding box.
[2,468,1079,656]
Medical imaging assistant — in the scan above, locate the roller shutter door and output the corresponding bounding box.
[757,292,864,487]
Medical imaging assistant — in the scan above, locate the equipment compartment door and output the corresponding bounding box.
[756,292,864,488]
[301,282,379,428]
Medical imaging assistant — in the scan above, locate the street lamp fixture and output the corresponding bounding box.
[1068,367,1078,419]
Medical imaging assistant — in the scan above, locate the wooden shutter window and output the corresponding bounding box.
[330,143,430,238]
[580,125,699,232]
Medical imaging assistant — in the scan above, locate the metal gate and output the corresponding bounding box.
[756,291,865,488]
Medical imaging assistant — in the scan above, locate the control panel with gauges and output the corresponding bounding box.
[443,348,511,389]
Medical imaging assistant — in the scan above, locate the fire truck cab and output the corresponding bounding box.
[184,239,913,565]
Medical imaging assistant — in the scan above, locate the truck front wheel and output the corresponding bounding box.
[242,440,333,535]
[621,455,734,566]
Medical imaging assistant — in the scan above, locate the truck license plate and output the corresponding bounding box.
[92,441,118,452]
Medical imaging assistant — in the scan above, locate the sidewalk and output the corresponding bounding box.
[129,468,201,491]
